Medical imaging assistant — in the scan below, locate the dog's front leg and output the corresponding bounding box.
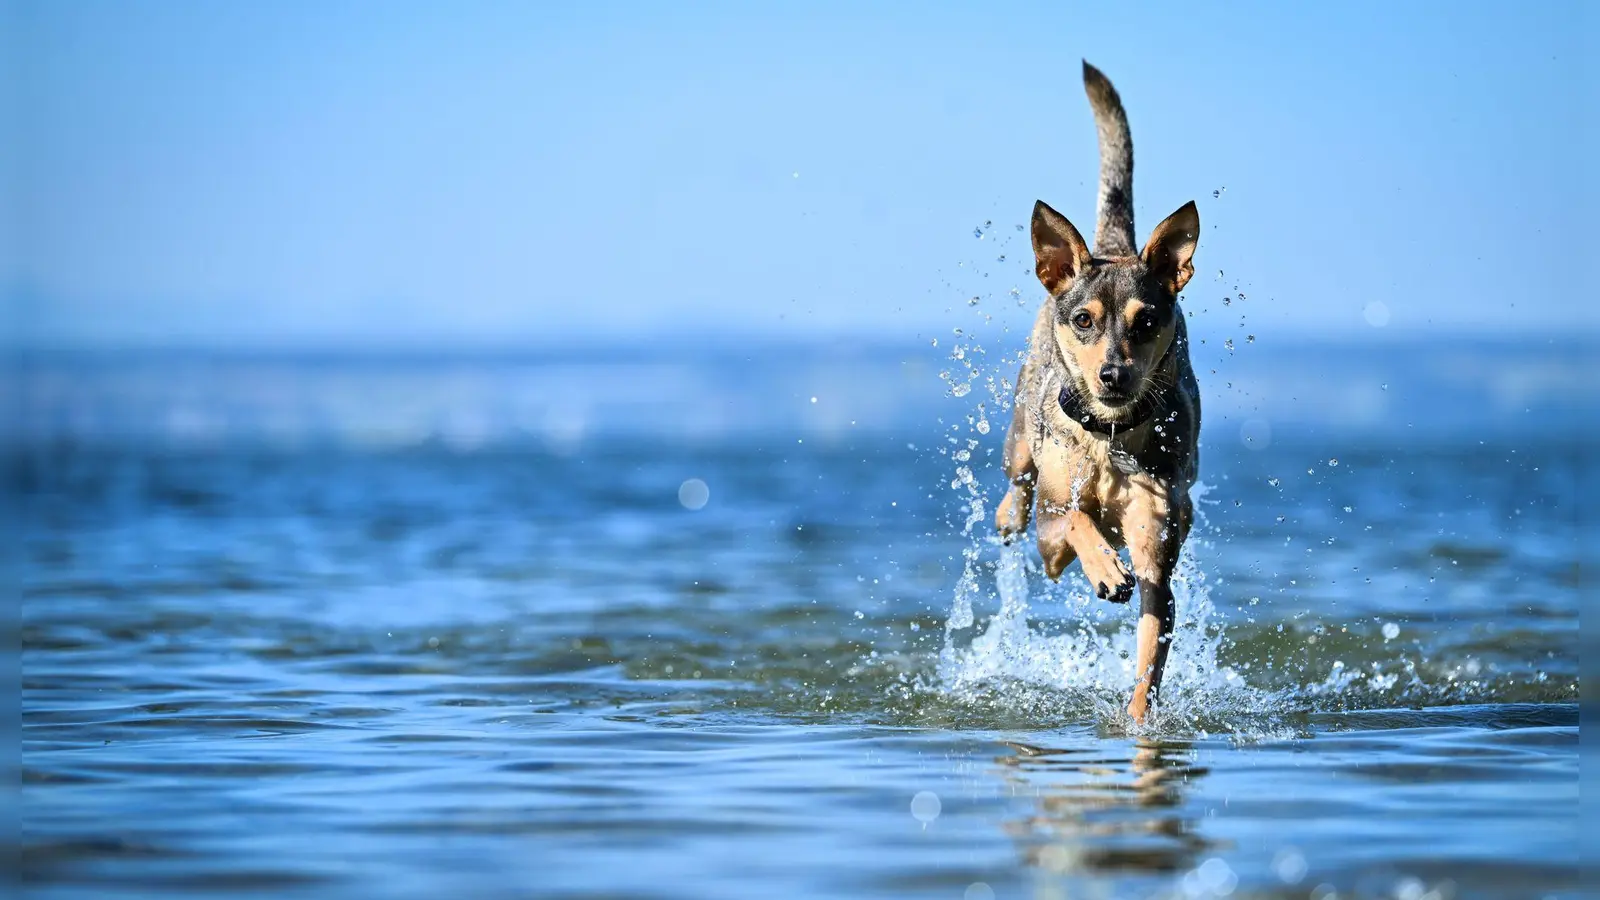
[1036,507,1133,601]
[996,403,1036,539]
[1123,483,1192,723]
[1126,578,1175,724]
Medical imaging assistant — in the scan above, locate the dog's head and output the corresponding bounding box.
[1030,199,1198,419]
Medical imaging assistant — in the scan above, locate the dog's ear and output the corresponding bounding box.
[1032,200,1092,295]
[1141,201,1199,295]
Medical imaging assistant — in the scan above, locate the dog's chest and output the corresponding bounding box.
[1032,426,1162,521]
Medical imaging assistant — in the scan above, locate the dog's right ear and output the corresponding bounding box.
[1031,200,1092,295]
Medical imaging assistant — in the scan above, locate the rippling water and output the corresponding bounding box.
[16,344,1588,898]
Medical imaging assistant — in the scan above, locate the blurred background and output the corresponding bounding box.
[10,3,1591,898]
[7,1,1594,447]
[7,1,1594,446]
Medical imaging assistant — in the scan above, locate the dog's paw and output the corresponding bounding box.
[1080,547,1135,604]
[995,488,1031,541]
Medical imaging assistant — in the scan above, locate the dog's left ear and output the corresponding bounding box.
[1141,201,1199,295]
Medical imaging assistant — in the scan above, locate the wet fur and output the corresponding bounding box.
[996,62,1201,722]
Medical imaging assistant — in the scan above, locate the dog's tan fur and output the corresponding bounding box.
[996,63,1201,723]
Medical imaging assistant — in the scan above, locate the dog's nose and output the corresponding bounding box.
[1099,363,1132,392]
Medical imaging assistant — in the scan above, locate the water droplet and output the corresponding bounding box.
[678,478,710,510]
[1224,339,1235,352]
[930,338,938,347]
[1364,300,1391,328]
[1382,622,1400,641]
[1197,857,1238,895]
[1268,477,1280,487]
[1247,334,1256,343]
[910,790,941,823]
[1381,382,1389,391]
[968,295,980,306]
[950,383,971,398]
[809,396,818,404]
[1328,458,1339,467]
[1273,848,1308,885]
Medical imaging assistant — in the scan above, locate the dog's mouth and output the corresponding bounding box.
[1092,387,1140,409]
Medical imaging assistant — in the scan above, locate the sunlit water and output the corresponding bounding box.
[16,343,1588,899]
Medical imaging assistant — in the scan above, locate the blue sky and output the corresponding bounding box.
[5,1,1592,347]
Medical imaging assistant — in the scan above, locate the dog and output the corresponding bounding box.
[995,61,1201,723]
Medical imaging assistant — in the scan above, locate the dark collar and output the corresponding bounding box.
[1057,382,1166,434]
[1056,338,1178,436]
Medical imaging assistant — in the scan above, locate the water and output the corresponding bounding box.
[15,342,1589,898]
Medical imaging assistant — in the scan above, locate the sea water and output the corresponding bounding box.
[15,333,1587,898]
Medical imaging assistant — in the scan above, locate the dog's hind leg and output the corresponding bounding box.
[1034,510,1077,581]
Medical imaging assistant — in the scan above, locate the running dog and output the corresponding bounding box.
[996,61,1201,723]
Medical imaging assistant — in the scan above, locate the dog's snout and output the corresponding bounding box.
[1098,363,1132,392]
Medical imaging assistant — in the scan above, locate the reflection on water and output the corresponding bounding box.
[999,740,1216,878]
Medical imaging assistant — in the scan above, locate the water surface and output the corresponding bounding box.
[17,344,1587,898]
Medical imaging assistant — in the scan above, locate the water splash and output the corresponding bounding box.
[939,489,1298,739]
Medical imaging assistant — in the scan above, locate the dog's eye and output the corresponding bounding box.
[1072,311,1094,329]
[1132,307,1158,336]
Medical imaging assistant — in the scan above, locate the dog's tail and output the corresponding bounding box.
[1082,61,1136,256]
